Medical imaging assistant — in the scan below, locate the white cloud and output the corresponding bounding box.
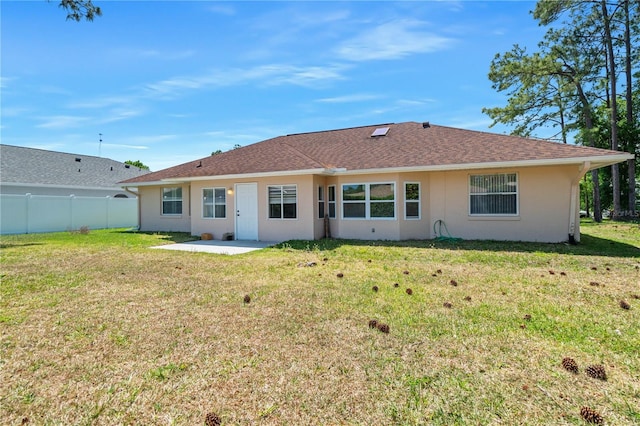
[0,76,16,89]
[143,63,348,99]
[101,143,149,150]
[1,106,32,117]
[107,47,196,62]
[99,108,144,124]
[207,4,236,16]
[36,115,90,129]
[336,19,454,61]
[316,94,382,103]
[395,98,436,107]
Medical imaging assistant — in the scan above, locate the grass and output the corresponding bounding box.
[1,221,638,425]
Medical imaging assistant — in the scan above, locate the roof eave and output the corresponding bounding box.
[330,154,634,176]
[119,153,632,185]
[164,168,332,183]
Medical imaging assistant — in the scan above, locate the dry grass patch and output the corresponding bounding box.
[1,223,639,424]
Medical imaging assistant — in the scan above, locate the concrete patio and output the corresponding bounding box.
[150,239,280,255]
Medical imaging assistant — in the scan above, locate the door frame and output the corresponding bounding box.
[234,182,259,240]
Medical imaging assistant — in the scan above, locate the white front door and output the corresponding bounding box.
[235,183,258,240]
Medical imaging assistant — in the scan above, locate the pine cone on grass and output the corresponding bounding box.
[580,406,604,425]
[368,319,378,329]
[561,357,579,374]
[585,364,607,381]
[619,300,631,310]
[205,412,222,426]
[377,323,390,334]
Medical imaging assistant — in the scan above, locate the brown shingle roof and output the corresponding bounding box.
[120,122,630,184]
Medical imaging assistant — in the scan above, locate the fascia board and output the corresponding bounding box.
[328,154,634,176]
[173,168,331,182]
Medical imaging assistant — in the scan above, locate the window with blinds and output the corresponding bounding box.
[268,185,297,219]
[469,173,518,215]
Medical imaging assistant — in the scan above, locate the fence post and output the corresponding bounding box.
[70,194,75,231]
[25,193,32,234]
[106,196,110,229]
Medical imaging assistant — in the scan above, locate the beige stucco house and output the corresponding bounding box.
[120,122,632,243]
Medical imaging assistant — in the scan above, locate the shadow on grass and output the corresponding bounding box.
[0,242,45,250]
[116,230,197,244]
[274,234,640,259]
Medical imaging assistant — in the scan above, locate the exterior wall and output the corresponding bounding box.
[398,172,431,240]
[427,165,577,242]
[190,180,236,239]
[189,176,316,241]
[257,175,315,241]
[325,173,401,240]
[138,184,191,233]
[135,164,581,243]
[313,175,329,240]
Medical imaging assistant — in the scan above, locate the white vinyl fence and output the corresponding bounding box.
[0,194,138,235]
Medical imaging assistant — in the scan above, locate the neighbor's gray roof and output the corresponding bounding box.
[0,144,150,189]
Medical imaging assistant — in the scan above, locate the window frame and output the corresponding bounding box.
[468,173,519,216]
[341,182,396,220]
[404,182,421,220]
[161,186,182,216]
[327,185,337,219]
[318,185,325,219]
[268,184,298,220]
[202,187,227,219]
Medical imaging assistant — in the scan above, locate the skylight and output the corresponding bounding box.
[371,127,390,137]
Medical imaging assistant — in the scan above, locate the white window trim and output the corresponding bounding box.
[161,186,182,216]
[341,182,396,220]
[267,184,298,220]
[202,187,227,219]
[328,185,337,219]
[318,185,325,219]
[468,173,519,216]
[404,181,421,220]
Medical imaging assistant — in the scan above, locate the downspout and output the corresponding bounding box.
[124,186,141,230]
[568,162,590,244]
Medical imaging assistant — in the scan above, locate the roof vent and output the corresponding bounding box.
[371,127,390,137]
[124,164,130,169]
[196,160,202,168]
[75,157,81,162]
[422,122,430,129]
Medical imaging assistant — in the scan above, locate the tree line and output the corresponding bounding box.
[483,0,638,221]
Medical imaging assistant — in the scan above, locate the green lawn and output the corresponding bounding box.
[1,221,638,425]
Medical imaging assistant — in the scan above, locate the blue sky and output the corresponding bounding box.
[1,1,547,171]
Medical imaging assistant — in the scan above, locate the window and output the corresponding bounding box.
[318,186,325,219]
[405,182,420,219]
[203,188,226,218]
[469,173,518,215]
[268,185,297,219]
[162,187,182,215]
[342,183,395,219]
[328,185,336,219]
